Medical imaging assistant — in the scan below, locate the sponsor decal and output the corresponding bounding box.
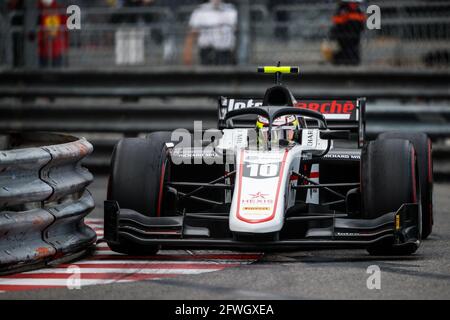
[172,150,218,158]
[295,100,357,120]
[304,129,317,147]
[242,207,271,211]
[249,192,269,199]
[335,232,361,236]
[295,100,355,114]
[241,197,274,205]
[227,98,263,111]
[217,129,248,150]
[240,195,275,215]
[324,153,361,160]
[222,98,358,121]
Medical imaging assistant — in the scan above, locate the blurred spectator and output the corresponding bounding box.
[112,0,155,65]
[7,0,24,67]
[329,0,366,65]
[38,0,68,68]
[183,0,237,66]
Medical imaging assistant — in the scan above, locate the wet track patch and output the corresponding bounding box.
[0,218,263,292]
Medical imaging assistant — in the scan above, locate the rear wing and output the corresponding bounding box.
[218,97,367,146]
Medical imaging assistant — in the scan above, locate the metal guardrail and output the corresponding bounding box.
[364,104,450,138]
[1,96,448,178]
[0,68,449,99]
[0,133,96,275]
[1,100,449,138]
[0,68,449,138]
[0,68,448,178]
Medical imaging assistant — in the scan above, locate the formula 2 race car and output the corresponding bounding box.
[104,66,433,256]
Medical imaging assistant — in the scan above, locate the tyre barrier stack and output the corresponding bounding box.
[0,133,96,275]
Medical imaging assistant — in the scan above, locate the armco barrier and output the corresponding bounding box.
[0,68,449,100]
[1,101,449,138]
[0,133,96,275]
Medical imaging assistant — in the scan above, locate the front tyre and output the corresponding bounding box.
[361,139,421,255]
[377,132,433,239]
[106,132,173,255]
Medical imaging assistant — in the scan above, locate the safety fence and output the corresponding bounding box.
[252,2,450,68]
[1,1,449,69]
[0,133,96,275]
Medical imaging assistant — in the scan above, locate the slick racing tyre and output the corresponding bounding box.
[377,132,433,239]
[361,139,421,255]
[107,131,173,255]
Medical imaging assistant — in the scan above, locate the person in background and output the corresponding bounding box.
[111,0,155,65]
[329,0,366,65]
[183,0,237,66]
[38,0,68,68]
[7,0,24,67]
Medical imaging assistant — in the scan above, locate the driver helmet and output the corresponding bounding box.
[256,114,301,146]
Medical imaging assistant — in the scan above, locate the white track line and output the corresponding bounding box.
[1,268,221,278]
[0,279,139,286]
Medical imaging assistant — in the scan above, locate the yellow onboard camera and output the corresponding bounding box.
[257,65,300,84]
[257,66,300,74]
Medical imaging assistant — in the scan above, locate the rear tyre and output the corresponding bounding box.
[107,131,173,255]
[361,139,421,255]
[377,132,433,239]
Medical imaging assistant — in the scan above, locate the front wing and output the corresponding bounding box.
[103,201,420,251]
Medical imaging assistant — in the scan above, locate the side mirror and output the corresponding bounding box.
[320,130,351,140]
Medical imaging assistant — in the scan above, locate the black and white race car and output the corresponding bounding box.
[104,66,433,256]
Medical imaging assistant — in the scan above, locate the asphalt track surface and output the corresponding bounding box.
[1,175,450,300]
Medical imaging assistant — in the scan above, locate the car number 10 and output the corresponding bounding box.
[246,163,279,177]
